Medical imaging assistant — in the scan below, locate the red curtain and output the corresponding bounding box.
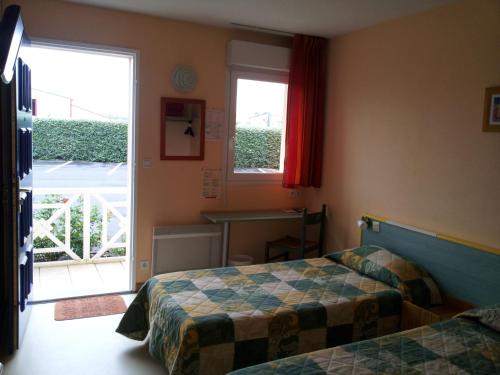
[283,34,327,188]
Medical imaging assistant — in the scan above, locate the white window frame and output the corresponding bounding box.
[227,68,288,183]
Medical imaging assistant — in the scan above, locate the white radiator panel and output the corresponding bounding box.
[152,224,222,275]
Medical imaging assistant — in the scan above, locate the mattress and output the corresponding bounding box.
[228,305,500,374]
[117,258,402,374]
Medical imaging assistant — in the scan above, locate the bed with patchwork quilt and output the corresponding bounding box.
[229,304,500,375]
[117,246,442,375]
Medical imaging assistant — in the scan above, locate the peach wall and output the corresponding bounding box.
[307,0,500,250]
[12,0,498,285]
[10,0,304,283]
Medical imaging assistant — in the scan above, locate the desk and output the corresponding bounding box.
[202,210,303,266]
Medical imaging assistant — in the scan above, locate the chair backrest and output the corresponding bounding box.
[300,204,327,257]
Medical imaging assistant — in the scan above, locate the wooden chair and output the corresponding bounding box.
[265,204,327,263]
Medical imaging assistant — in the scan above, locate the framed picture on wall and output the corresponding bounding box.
[483,86,500,132]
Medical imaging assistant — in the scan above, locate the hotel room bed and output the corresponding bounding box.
[228,304,500,375]
[117,246,442,375]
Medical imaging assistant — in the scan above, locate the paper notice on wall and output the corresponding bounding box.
[202,168,222,199]
[205,109,225,140]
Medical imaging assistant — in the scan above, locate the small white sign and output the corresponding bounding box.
[202,168,222,199]
[206,109,225,140]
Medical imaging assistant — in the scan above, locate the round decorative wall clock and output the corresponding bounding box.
[171,64,198,93]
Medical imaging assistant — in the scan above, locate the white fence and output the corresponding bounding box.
[33,187,128,267]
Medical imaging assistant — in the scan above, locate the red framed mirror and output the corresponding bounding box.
[160,97,205,160]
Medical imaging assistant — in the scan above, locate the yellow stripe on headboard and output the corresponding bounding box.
[436,234,500,256]
[362,213,500,256]
[362,213,388,223]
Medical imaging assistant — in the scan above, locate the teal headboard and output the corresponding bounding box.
[361,218,500,306]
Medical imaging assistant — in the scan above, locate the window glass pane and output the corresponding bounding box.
[234,78,287,174]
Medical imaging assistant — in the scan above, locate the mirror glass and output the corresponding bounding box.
[161,97,205,160]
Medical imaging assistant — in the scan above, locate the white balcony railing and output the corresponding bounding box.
[33,187,128,267]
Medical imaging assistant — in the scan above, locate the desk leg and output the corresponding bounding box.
[222,222,230,267]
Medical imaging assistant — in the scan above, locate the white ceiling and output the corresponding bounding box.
[67,0,456,38]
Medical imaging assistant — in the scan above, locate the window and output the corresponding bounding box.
[227,70,288,181]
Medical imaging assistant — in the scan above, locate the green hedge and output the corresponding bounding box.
[33,119,280,167]
[234,127,282,169]
[33,118,128,163]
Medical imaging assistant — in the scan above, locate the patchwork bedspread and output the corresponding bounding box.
[117,258,402,375]
[229,316,500,374]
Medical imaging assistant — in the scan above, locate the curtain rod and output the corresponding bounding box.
[230,22,294,37]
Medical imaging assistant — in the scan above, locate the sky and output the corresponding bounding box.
[28,46,285,127]
[236,78,287,128]
[28,46,131,122]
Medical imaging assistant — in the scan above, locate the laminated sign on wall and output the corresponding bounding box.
[205,109,225,140]
[202,168,222,199]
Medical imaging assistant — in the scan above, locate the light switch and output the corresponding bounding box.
[143,158,152,168]
[372,221,380,232]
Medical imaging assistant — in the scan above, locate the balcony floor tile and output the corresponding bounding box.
[33,261,129,301]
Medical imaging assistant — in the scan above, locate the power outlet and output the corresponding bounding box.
[288,189,300,198]
[140,260,150,271]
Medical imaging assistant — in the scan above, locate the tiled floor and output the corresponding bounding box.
[33,261,130,301]
[1,295,165,375]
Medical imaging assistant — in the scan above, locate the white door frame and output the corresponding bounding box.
[30,37,139,291]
